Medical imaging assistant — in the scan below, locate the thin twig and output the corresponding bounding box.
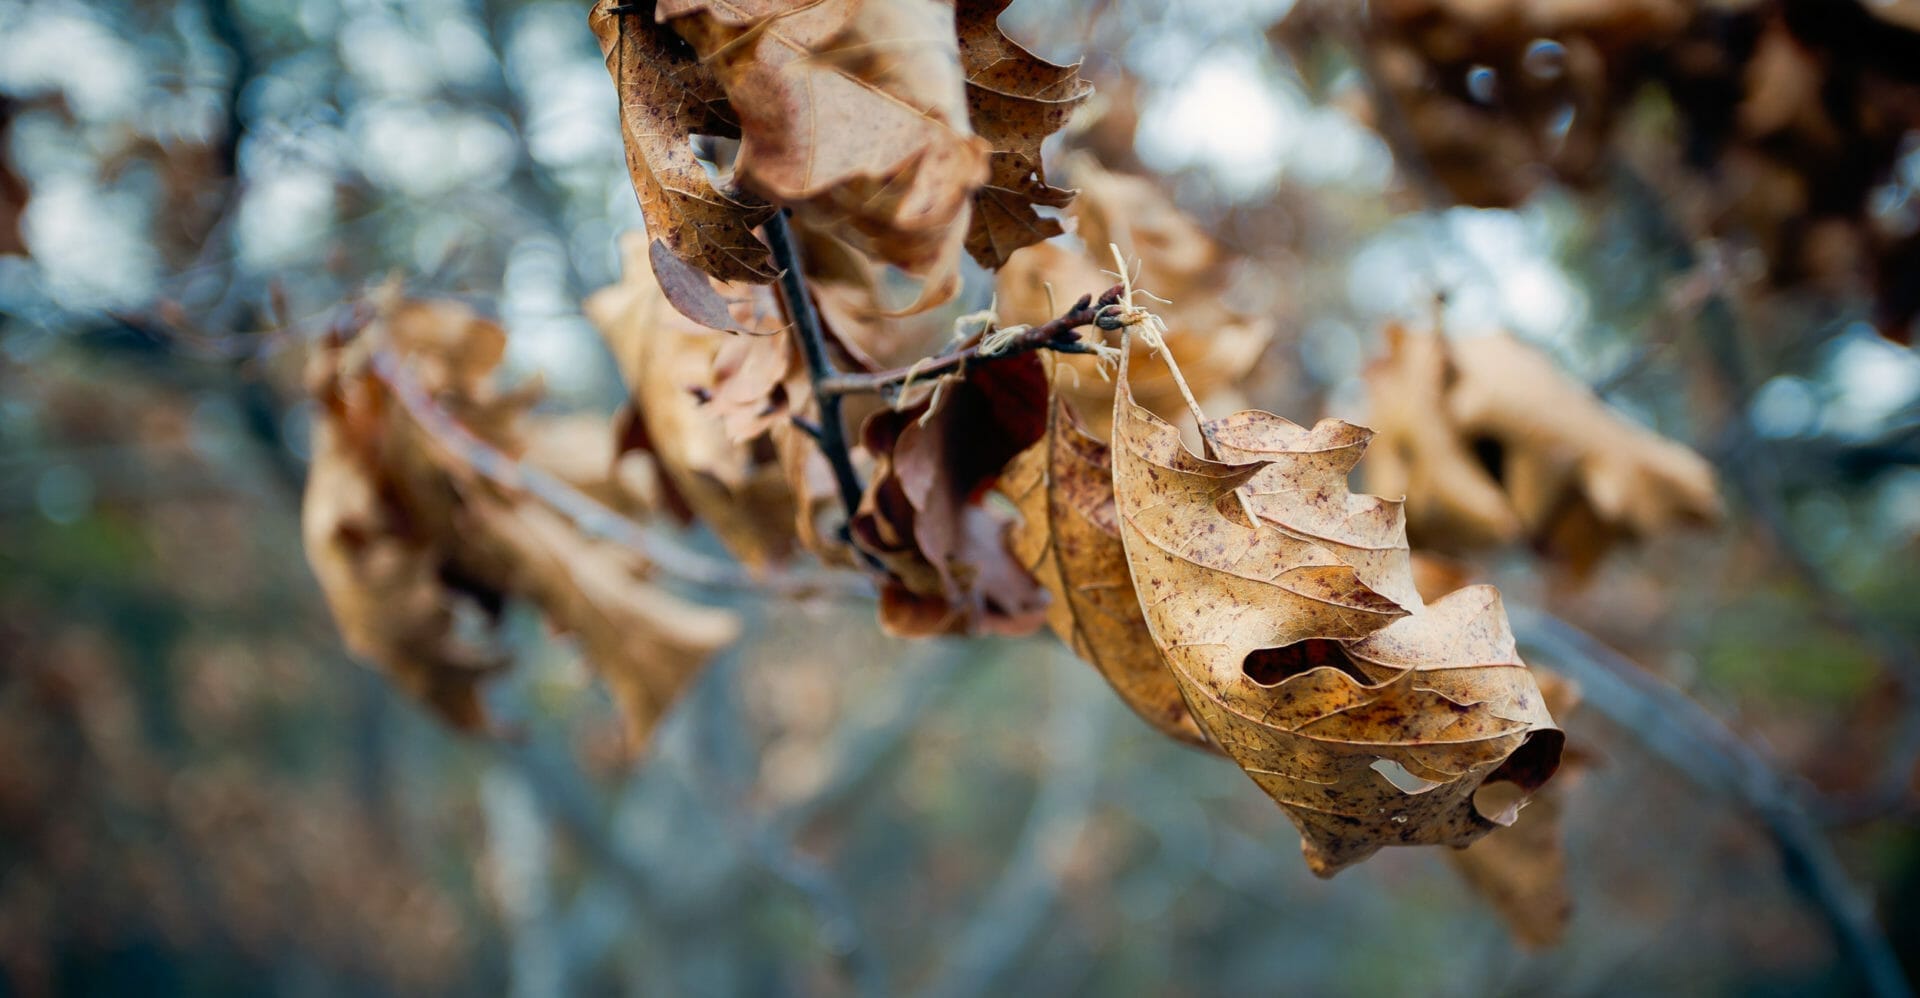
[766,210,868,534]
[366,348,869,601]
[815,284,1127,399]
[1509,608,1911,998]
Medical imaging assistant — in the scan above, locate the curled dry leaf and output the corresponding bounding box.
[590,1,776,284]
[302,295,741,751]
[303,404,503,731]
[955,0,1092,268]
[1444,668,1584,949]
[996,162,1272,438]
[1362,324,1722,572]
[588,232,798,569]
[1111,346,1561,875]
[659,0,990,306]
[852,347,1049,637]
[1002,391,1209,746]
[1357,323,1523,547]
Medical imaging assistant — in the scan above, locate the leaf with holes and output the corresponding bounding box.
[590,1,776,284]
[1110,346,1561,875]
[1445,668,1584,948]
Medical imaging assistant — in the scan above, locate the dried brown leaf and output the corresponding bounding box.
[1003,392,1208,746]
[660,0,990,302]
[1445,669,1584,948]
[1362,325,1721,571]
[955,0,1091,267]
[590,1,776,284]
[302,295,740,750]
[853,349,1049,636]
[1111,346,1560,875]
[587,232,798,568]
[466,493,741,751]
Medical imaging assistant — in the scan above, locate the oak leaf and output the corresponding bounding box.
[1111,346,1561,875]
[659,0,990,304]
[302,294,741,750]
[1444,668,1583,948]
[1002,392,1208,746]
[852,345,1049,637]
[590,1,776,284]
[954,0,1092,268]
[464,491,742,750]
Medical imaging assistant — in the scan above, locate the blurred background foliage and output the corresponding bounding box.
[2,0,1920,994]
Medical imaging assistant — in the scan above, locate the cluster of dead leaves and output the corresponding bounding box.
[1000,332,1563,878]
[1361,324,1721,573]
[1653,1,1920,342]
[590,0,1089,303]
[302,291,739,753]
[1279,0,1920,341]
[292,0,1594,918]
[1278,0,1697,206]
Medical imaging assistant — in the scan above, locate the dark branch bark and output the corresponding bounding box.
[765,210,869,536]
[815,284,1128,399]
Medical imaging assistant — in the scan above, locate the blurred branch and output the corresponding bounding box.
[1510,608,1912,998]
[921,652,1108,998]
[367,347,870,601]
[1606,165,1920,822]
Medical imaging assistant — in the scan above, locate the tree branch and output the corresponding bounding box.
[765,210,868,535]
[1509,608,1912,998]
[815,284,1128,399]
[1606,164,1920,823]
[365,347,868,601]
